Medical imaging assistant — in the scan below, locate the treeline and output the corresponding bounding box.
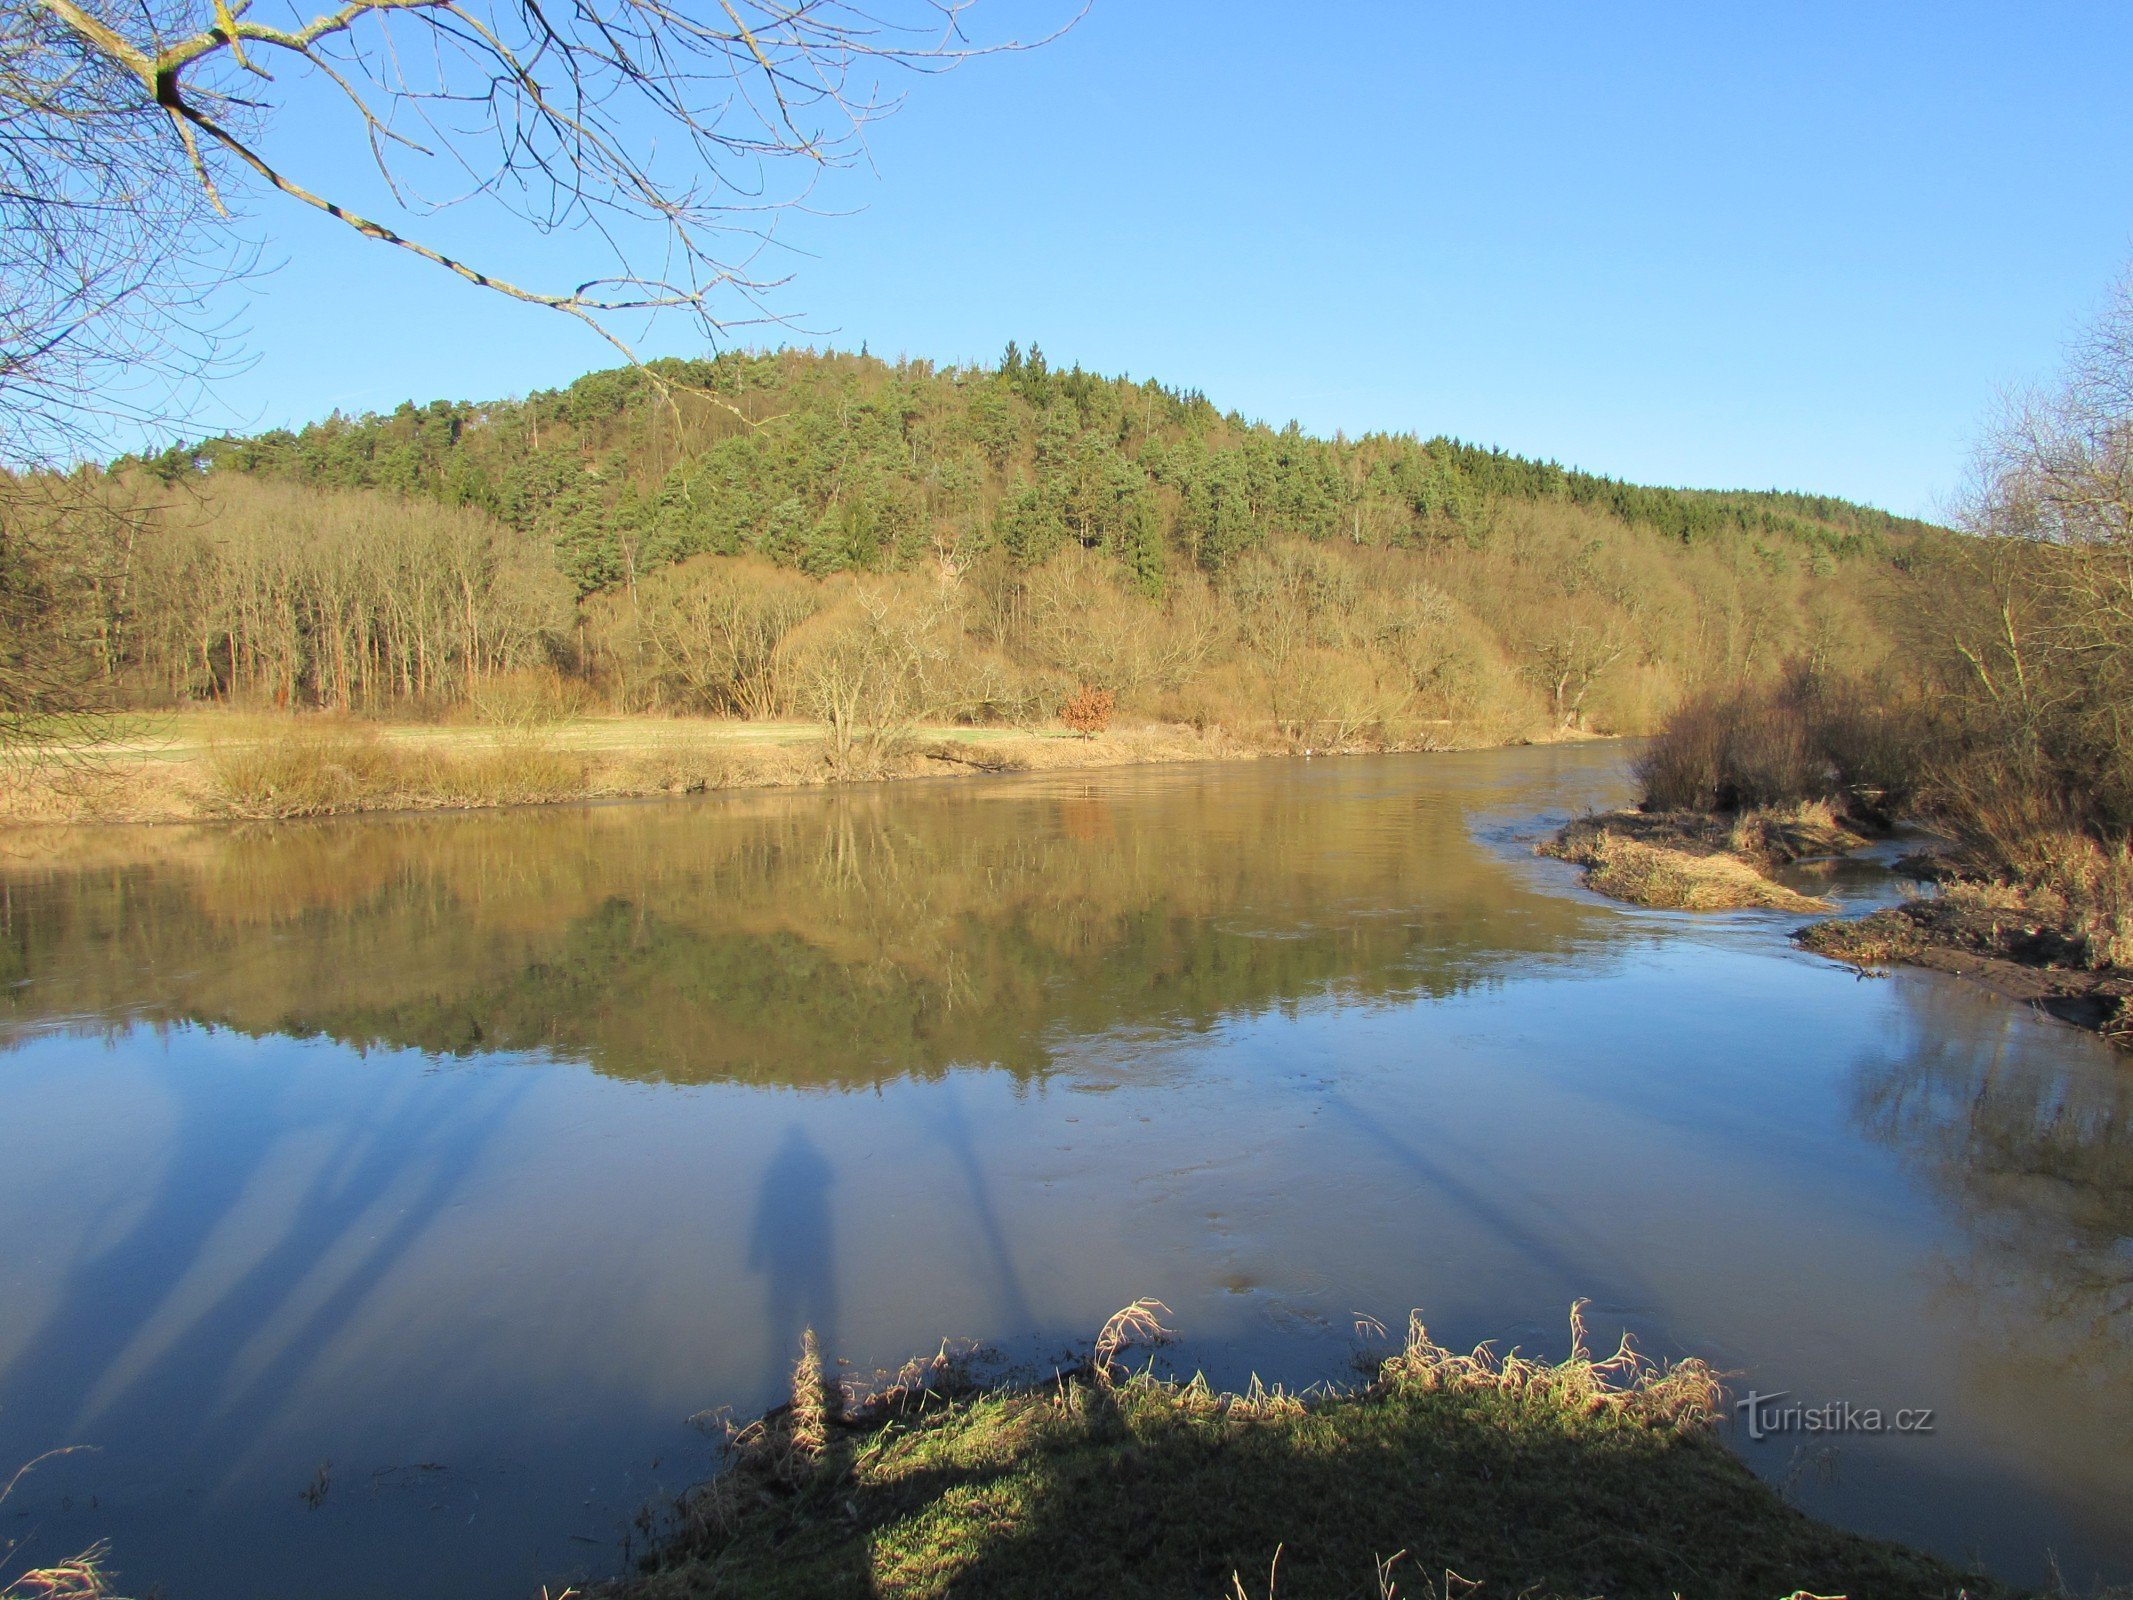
[141,347,1935,597]
[0,474,570,715]
[0,348,1937,752]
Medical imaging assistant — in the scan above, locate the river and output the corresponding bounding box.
[1,743,2127,1596]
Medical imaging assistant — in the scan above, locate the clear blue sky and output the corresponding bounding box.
[204,1,2133,519]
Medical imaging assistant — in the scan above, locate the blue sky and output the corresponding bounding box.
[205,2,2133,518]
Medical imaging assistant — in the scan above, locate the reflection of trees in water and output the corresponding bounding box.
[1848,983,2133,1380]
[0,765,1617,1087]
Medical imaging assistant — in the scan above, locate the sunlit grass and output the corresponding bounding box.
[611,1303,1999,1600]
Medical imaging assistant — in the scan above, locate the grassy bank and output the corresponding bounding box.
[603,1305,2003,1600]
[0,710,1606,827]
[1540,802,1866,913]
[0,711,1255,825]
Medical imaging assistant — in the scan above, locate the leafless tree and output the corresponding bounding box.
[1,0,243,464]
[635,555,821,716]
[1954,267,2133,828]
[15,0,1052,433]
[792,587,946,776]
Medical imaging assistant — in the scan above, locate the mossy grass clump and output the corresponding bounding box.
[608,1304,2007,1600]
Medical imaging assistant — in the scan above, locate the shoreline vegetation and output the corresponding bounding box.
[1531,274,2133,1048]
[1799,891,2133,1045]
[1543,669,2131,1048]
[5,347,1933,830]
[0,710,1612,829]
[591,1302,2006,1600]
[1539,802,1866,914]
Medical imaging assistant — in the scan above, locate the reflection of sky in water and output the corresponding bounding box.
[0,744,2127,1597]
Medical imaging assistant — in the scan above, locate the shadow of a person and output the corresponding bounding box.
[745,1124,838,1401]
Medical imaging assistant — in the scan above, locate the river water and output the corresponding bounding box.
[1,744,2127,1596]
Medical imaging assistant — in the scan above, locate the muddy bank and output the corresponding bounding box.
[1801,894,2132,1047]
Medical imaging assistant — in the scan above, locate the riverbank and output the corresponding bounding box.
[1544,808,2133,1047]
[0,712,1606,827]
[599,1305,2005,1600]
[1802,887,2133,1046]
[1539,802,1867,912]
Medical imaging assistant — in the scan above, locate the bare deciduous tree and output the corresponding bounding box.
[1,0,241,463]
[636,556,821,717]
[792,587,946,776]
[1955,267,2133,830]
[34,0,1036,358]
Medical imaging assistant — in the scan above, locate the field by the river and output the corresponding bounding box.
[0,709,1600,827]
[0,711,1245,825]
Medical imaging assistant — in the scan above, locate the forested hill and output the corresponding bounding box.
[140,347,1935,598]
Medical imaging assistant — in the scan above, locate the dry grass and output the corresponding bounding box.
[200,721,591,819]
[1799,878,2132,1045]
[0,711,1273,827]
[1954,834,2133,971]
[2,1451,116,1600]
[1374,1300,1722,1429]
[1796,909,1927,967]
[1092,1297,1174,1380]
[787,1329,837,1469]
[1542,814,1836,913]
[1722,798,1866,868]
[0,1548,114,1600]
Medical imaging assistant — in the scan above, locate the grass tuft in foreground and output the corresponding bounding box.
[3,1450,118,1600]
[603,1303,2005,1600]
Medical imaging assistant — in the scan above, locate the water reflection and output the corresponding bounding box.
[1864,994,2131,1335]
[0,758,1623,1085]
[1848,979,2133,1481]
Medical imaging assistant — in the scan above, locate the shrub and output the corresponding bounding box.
[1059,684,1115,739]
[1634,666,1923,819]
[204,721,399,818]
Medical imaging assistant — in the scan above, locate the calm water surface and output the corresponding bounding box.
[1,745,2128,1596]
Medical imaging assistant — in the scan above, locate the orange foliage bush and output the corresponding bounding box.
[1060,685,1115,739]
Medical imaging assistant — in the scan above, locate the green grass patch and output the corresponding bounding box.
[608,1306,2005,1600]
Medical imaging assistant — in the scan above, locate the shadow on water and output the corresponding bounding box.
[913,1078,1036,1336]
[0,1051,528,1490]
[1313,1091,1665,1327]
[746,1125,838,1398]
